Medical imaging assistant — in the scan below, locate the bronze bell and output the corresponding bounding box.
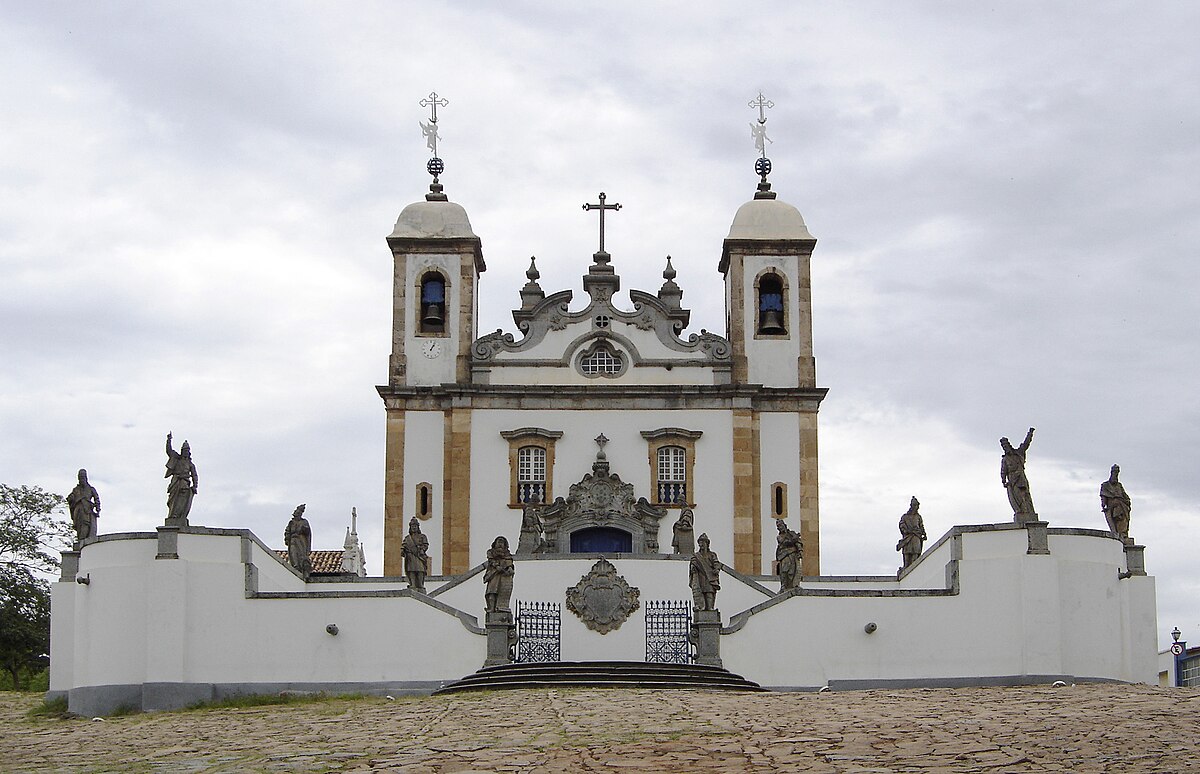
[422,303,444,326]
[759,309,786,335]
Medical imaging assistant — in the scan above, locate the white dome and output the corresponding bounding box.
[389,199,477,239]
[726,197,813,240]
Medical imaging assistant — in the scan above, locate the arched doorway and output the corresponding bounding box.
[570,527,632,554]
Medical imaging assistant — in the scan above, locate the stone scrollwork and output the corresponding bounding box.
[565,558,641,634]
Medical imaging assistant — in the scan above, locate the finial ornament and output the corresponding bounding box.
[748,91,777,200]
[663,255,677,281]
[582,192,622,260]
[419,91,449,201]
[526,256,540,282]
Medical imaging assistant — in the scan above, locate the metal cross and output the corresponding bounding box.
[582,192,621,254]
[749,91,774,123]
[594,433,609,451]
[419,92,449,156]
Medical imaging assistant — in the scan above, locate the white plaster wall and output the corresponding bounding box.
[758,411,802,565]
[743,255,804,388]
[404,253,463,386]
[405,410,445,575]
[468,409,736,565]
[51,524,1157,705]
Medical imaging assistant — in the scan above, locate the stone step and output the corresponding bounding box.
[434,660,767,694]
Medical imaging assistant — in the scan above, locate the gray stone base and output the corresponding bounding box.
[66,680,450,717]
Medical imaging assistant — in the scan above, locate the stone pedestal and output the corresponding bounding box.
[484,610,515,666]
[60,551,80,582]
[156,526,181,559]
[1025,521,1050,555]
[692,609,723,668]
[1014,511,1039,527]
[1122,544,1147,577]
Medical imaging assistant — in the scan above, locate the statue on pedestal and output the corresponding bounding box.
[1100,464,1133,544]
[484,535,515,612]
[1000,427,1037,523]
[402,517,430,592]
[164,432,197,526]
[689,533,720,611]
[67,468,100,546]
[775,519,802,591]
[671,508,695,555]
[284,504,312,577]
[896,496,926,571]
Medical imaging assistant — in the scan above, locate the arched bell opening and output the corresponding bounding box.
[757,272,787,335]
[418,271,447,333]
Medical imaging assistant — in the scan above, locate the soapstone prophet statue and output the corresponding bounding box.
[164,432,197,525]
[1100,464,1133,544]
[67,468,100,545]
[1000,427,1037,523]
[402,517,430,592]
[689,533,721,611]
[284,504,313,577]
[484,535,515,612]
[672,508,695,556]
[775,519,802,591]
[896,496,926,570]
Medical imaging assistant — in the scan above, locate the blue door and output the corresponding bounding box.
[570,527,632,553]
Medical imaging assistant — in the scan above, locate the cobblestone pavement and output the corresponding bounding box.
[3,684,1199,773]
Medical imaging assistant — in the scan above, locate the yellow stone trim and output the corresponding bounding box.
[770,481,788,519]
[415,481,434,520]
[442,407,473,575]
[799,412,820,575]
[731,409,761,574]
[383,410,405,576]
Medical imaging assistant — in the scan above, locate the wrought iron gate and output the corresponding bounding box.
[645,600,693,664]
[515,601,561,663]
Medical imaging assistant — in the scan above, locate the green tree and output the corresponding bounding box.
[0,485,70,690]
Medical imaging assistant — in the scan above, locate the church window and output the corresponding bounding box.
[501,427,563,508]
[594,314,611,328]
[756,272,787,336]
[578,343,625,377]
[517,446,547,504]
[657,446,687,504]
[418,271,447,334]
[416,482,433,519]
[772,482,787,518]
[641,428,703,509]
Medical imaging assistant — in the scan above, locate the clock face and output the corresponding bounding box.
[421,340,443,359]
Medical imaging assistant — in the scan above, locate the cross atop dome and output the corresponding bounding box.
[420,91,450,202]
[748,91,777,200]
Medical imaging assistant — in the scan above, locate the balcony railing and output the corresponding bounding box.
[657,481,687,505]
[518,482,546,504]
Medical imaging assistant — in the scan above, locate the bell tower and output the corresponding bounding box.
[379,92,485,576]
[719,93,825,575]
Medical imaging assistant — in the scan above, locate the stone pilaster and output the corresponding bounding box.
[443,406,473,574]
[798,412,820,575]
[731,408,758,574]
[383,410,406,576]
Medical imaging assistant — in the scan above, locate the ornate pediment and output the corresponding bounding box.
[540,449,667,555]
[565,558,641,634]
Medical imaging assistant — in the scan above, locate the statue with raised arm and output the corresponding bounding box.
[1000,427,1037,524]
[484,535,515,613]
[671,508,695,556]
[402,517,430,592]
[896,496,927,571]
[775,519,803,591]
[164,432,197,526]
[1100,464,1133,544]
[67,468,101,546]
[284,504,312,577]
[689,533,721,611]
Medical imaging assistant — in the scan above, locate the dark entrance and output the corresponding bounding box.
[570,526,632,553]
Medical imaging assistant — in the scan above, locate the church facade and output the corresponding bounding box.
[379,179,823,578]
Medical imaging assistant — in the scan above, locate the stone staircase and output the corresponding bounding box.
[433,660,767,694]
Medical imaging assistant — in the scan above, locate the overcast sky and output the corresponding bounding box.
[2,2,1196,648]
